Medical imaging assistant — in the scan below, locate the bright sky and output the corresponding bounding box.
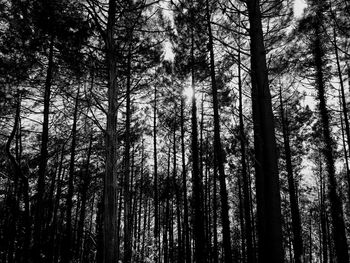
[294,0,307,18]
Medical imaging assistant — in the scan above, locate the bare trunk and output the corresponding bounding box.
[124,41,133,263]
[313,18,349,263]
[180,97,191,263]
[205,1,232,261]
[334,29,350,206]
[153,83,160,262]
[34,34,55,262]
[246,1,284,262]
[237,23,255,263]
[77,135,93,258]
[319,158,328,263]
[104,0,119,262]
[279,89,303,263]
[191,22,207,262]
[63,87,80,263]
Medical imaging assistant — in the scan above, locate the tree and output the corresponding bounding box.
[205,0,232,261]
[245,0,284,262]
[295,1,350,261]
[104,1,119,261]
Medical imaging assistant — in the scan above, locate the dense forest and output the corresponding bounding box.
[1,0,350,262]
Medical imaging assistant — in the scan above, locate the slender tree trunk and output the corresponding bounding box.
[153,82,160,262]
[279,89,303,263]
[205,2,232,261]
[190,15,207,261]
[96,199,104,263]
[238,173,246,262]
[77,135,93,258]
[5,94,22,263]
[313,16,349,263]
[116,176,123,261]
[237,24,255,263]
[205,142,212,261]
[137,142,144,256]
[124,39,133,263]
[164,147,172,263]
[10,94,29,262]
[319,157,328,263]
[180,97,191,263]
[104,0,119,262]
[213,159,219,263]
[181,96,191,263]
[141,195,148,260]
[169,199,174,262]
[51,147,65,263]
[246,1,284,262]
[348,64,350,94]
[334,29,350,205]
[339,104,350,202]
[309,210,312,263]
[171,113,183,263]
[34,34,55,262]
[63,87,80,263]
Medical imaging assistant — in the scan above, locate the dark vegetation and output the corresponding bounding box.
[1,0,350,262]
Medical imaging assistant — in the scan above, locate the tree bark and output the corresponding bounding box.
[212,156,219,263]
[180,97,191,263]
[77,135,93,258]
[313,14,349,262]
[246,1,284,262]
[237,22,255,263]
[124,39,133,263]
[279,89,303,263]
[5,94,30,263]
[319,157,328,263]
[205,1,232,261]
[63,87,80,263]
[190,15,207,261]
[104,0,119,262]
[333,28,350,205]
[153,82,160,262]
[34,34,55,262]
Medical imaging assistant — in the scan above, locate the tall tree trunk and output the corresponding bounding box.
[172,112,183,263]
[5,94,21,263]
[104,0,119,261]
[63,87,80,263]
[50,146,66,263]
[190,12,207,261]
[339,104,350,202]
[237,22,255,263]
[164,147,172,263]
[246,1,284,262]
[96,199,104,263]
[313,15,349,263]
[153,82,160,262]
[319,157,328,263]
[34,34,55,262]
[204,142,212,261]
[334,29,350,205]
[180,97,191,263]
[238,173,246,262]
[8,96,31,262]
[77,135,93,258]
[309,210,312,263]
[124,40,133,263]
[212,158,219,263]
[137,141,145,256]
[141,193,148,260]
[279,89,303,263]
[205,1,232,261]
